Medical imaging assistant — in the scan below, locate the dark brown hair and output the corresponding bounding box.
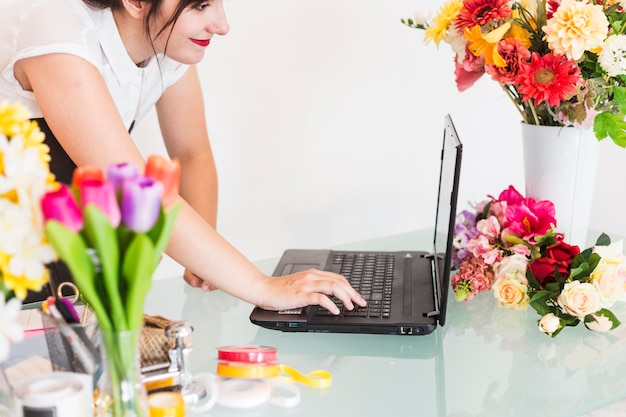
[82,0,206,50]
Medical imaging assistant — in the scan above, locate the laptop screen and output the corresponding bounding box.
[432,114,463,327]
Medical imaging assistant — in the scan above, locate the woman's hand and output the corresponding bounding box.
[256,269,367,314]
[183,269,218,291]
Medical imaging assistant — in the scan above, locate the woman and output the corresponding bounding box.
[0,0,366,313]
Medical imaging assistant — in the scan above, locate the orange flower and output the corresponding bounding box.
[144,155,180,209]
[72,166,105,188]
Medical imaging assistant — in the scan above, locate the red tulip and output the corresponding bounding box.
[144,155,180,208]
[80,179,121,227]
[41,184,83,232]
[72,166,105,188]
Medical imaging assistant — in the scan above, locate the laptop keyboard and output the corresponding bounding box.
[316,253,394,318]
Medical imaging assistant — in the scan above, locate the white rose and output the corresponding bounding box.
[585,314,613,333]
[492,272,530,310]
[593,240,625,259]
[557,281,602,318]
[494,254,528,278]
[538,313,560,334]
[590,240,626,308]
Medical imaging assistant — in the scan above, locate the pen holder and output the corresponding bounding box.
[41,305,102,376]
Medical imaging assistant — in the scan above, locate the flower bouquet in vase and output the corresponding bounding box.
[41,156,181,417]
[0,101,57,415]
[403,0,626,246]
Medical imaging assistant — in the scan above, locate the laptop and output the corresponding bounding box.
[250,114,463,336]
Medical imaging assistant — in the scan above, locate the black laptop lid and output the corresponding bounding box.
[433,114,463,327]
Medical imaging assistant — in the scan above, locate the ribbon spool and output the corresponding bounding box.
[217,346,277,363]
[148,392,185,417]
[216,361,332,388]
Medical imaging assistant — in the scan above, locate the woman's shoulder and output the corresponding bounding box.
[6,0,99,49]
[2,0,103,65]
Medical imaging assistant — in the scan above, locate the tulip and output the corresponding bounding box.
[144,155,180,208]
[41,184,83,232]
[72,166,105,188]
[107,162,139,191]
[80,179,121,227]
[121,177,163,233]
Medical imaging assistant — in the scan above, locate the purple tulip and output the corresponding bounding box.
[41,184,83,232]
[80,179,122,227]
[121,176,163,233]
[106,162,139,191]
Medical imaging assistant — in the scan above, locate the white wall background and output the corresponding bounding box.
[2,0,623,277]
[130,0,626,278]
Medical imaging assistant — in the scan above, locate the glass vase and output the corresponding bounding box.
[100,328,148,417]
[0,366,18,417]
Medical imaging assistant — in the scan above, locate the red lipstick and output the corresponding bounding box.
[191,38,211,47]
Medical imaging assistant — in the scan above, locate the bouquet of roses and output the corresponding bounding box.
[452,185,626,337]
[403,0,626,147]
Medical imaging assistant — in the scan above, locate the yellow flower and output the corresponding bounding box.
[543,0,609,60]
[424,0,463,46]
[508,9,532,48]
[465,22,512,67]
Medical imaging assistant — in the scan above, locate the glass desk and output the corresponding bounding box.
[144,230,626,417]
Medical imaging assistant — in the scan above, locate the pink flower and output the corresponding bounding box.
[497,185,525,206]
[485,38,531,85]
[454,45,485,92]
[80,179,121,227]
[477,216,501,238]
[41,184,83,233]
[451,255,494,301]
[505,198,556,241]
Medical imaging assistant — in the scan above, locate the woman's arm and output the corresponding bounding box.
[155,65,220,290]
[16,53,366,313]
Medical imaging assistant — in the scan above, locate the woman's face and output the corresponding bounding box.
[152,0,229,64]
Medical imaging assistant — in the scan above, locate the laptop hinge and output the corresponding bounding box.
[423,252,441,320]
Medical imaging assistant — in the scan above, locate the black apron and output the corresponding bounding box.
[24,118,134,302]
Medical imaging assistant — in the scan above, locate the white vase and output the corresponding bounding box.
[521,123,599,248]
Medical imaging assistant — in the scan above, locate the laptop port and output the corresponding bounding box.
[288,322,299,328]
[400,326,413,335]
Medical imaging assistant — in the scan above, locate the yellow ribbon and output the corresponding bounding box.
[216,362,332,388]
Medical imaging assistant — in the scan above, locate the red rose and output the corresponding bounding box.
[529,241,580,286]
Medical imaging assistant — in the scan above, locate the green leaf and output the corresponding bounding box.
[150,204,181,266]
[595,233,611,247]
[122,234,157,330]
[594,112,626,147]
[526,268,541,290]
[44,221,112,331]
[614,86,626,114]
[83,205,127,331]
[530,291,552,315]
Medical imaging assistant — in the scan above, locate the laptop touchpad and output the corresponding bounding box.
[281,264,319,275]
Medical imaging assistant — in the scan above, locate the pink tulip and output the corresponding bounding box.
[80,179,121,227]
[41,184,83,232]
[121,176,163,233]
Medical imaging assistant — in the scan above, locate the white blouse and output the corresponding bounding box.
[0,0,189,130]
